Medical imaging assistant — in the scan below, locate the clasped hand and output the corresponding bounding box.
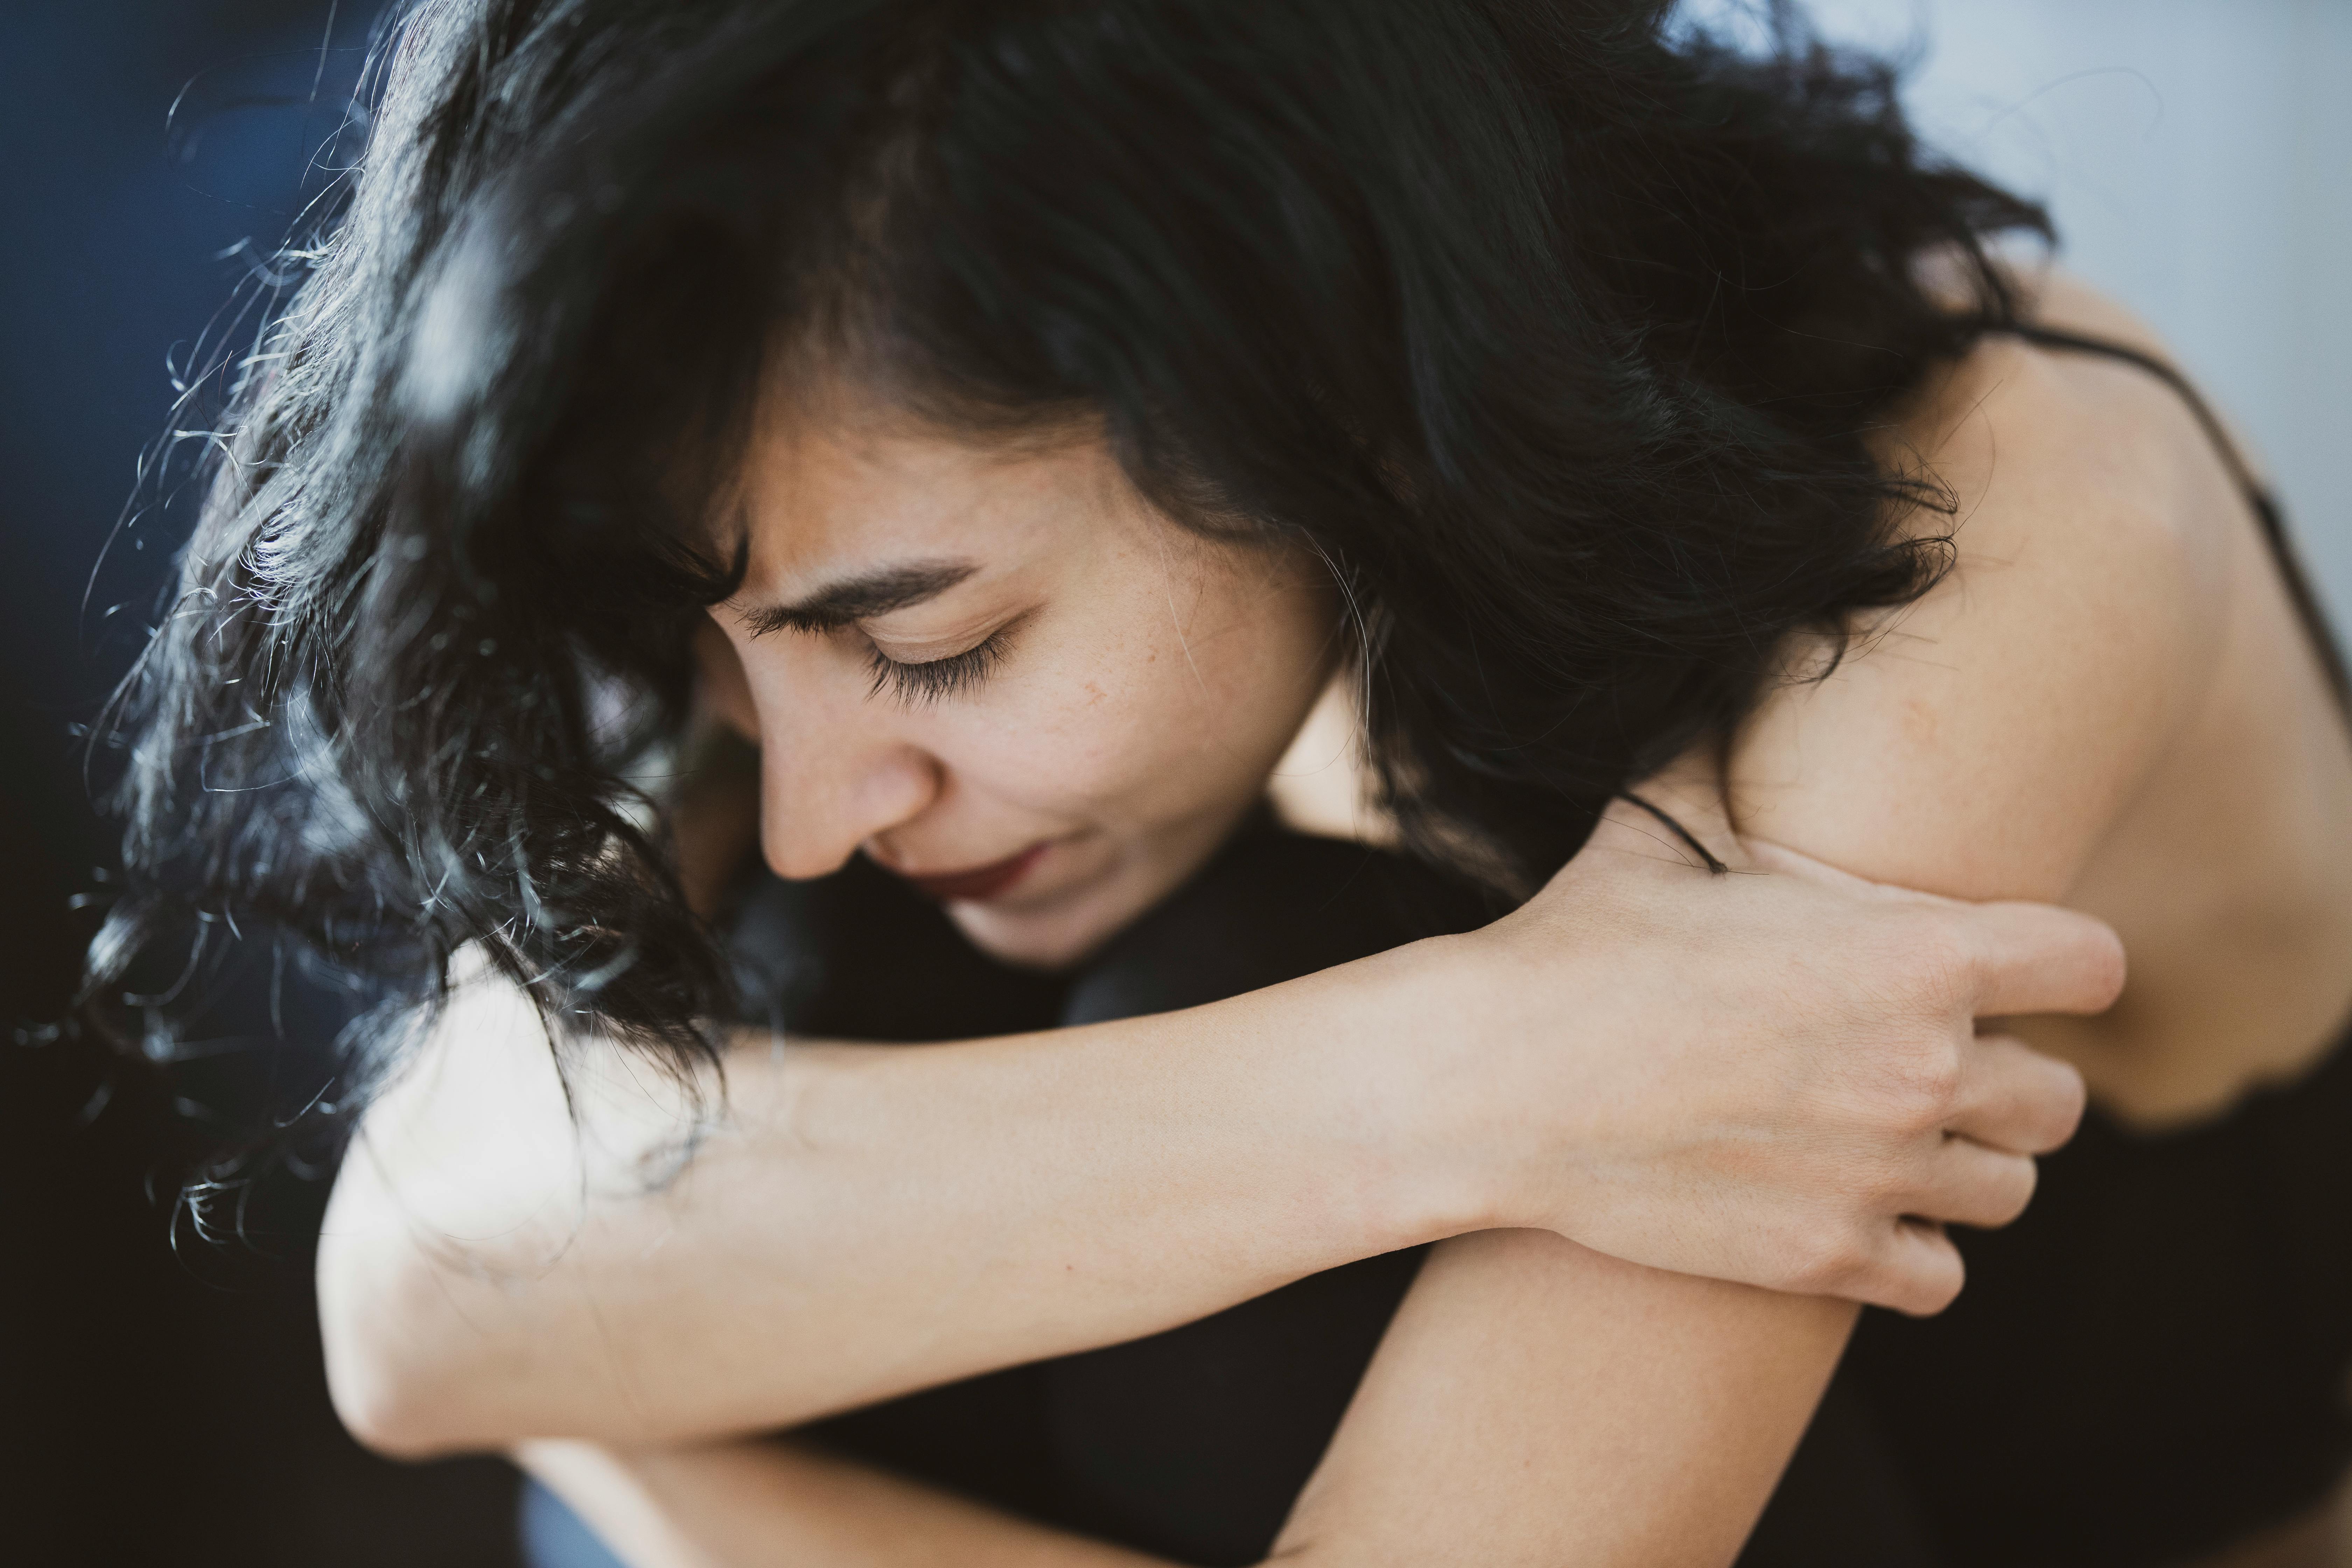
[1396,799,2119,1316]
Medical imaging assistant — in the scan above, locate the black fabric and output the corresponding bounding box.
[751,822,1484,1565]
[1820,325,2352,1566]
[526,329,2352,1566]
[1849,1035,2352,1566]
[709,820,1939,1565]
[549,799,2352,1567]
[1741,1367,1942,1568]
[727,843,1072,1044]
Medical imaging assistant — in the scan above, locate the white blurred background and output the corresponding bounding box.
[1696,0,2352,618]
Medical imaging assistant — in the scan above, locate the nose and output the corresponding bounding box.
[749,676,943,882]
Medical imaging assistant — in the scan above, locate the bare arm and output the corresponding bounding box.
[328,450,2166,1452]
[444,322,2210,1566]
[322,806,2109,1456]
[1272,1233,1851,1567]
[514,1236,1848,1568]
[1233,331,2223,1567]
[509,1242,1842,1568]
[326,940,1455,1451]
[516,1235,1844,1568]
[323,437,2124,1457]
[517,1437,1169,1568]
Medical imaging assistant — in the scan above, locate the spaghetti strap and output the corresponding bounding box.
[1981,320,2352,719]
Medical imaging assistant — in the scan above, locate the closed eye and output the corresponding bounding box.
[863,625,1014,706]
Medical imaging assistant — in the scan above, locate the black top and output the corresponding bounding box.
[1825,324,2352,1566]
[529,327,2352,1568]
[784,330,2352,1568]
[732,818,1491,1567]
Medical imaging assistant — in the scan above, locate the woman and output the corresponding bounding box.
[93,0,2347,1562]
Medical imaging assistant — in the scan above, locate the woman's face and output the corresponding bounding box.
[705,389,1339,968]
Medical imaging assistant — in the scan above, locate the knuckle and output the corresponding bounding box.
[1895,917,1975,1008]
[1786,1225,1866,1295]
[1877,1040,1961,1134]
[1914,1045,1964,1115]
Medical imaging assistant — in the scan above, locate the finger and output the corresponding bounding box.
[1865,1218,1966,1317]
[1906,1135,2039,1230]
[1744,836,2128,1019]
[1953,900,2127,1017]
[1948,1034,2087,1155]
[1742,834,1914,896]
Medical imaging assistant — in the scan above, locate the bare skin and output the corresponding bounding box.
[519,269,2350,1566]
[1740,270,2352,1132]
[325,807,2089,1451]
[318,269,2352,1564]
[494,273,2352,1566]
[322,355,2108,1462]
[1721,270,2352,1566]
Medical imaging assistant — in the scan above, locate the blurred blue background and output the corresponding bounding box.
[0,4,520,1563]
[3,2,2344,1563]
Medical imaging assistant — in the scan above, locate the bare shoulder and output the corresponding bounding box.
[1727,267,2242,901]
[1889,264,2233,577]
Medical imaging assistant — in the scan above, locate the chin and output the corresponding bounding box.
[947,895,1125,971]
[945,858,1173,971]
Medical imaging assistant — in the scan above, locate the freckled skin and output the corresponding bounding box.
[709,391,1339,969]
[1735,272,2352,1132]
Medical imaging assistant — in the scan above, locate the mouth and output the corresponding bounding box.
[890,841,1052,904]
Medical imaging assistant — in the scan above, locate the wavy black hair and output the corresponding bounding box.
[90,0,2048,1084]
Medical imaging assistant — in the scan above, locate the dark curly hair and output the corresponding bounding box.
[90,0,2048,1087]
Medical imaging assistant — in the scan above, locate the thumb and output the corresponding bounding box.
[1746,835,2126,1019]
[1741,834,1935,903]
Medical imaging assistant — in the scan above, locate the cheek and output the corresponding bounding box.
[949,640,1198,816]
[952,574,1329,824]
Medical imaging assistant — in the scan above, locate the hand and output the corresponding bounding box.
[1408,798,2119,1316]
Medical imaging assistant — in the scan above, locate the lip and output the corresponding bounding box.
[891,841,1051,903]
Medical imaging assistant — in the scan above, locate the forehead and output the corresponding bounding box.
[732,396,1132,592]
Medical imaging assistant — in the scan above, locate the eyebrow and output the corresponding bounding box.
[735,559,981,637]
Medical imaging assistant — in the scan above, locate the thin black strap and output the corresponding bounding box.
[1616,791,1729,875]
[1984,320,2352,720]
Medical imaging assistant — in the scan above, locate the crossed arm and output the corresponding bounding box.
[321,331,2193,1567]
[322,806,2099,1455]
[324,818,2098,1567]
[514,1233,1851,1568]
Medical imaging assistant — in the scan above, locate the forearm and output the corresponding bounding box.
[1274,1231,1857,1567]
[320,939,1471,1454]
[508,1245,1855,1568]
[517,1437,1166,1568]
[322,801,2120,1456]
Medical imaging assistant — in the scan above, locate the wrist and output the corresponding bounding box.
[1324,931,1524,1247]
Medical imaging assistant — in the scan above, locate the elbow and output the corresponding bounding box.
[317,1241,477,1457]
[316,1206,505,1460]
[314,991,604,1458]
[326,1350,462,1462]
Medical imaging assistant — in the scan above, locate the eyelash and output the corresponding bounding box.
[863,628,1011,706]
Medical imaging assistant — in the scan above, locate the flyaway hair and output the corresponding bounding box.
[90,0,2048,1091]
